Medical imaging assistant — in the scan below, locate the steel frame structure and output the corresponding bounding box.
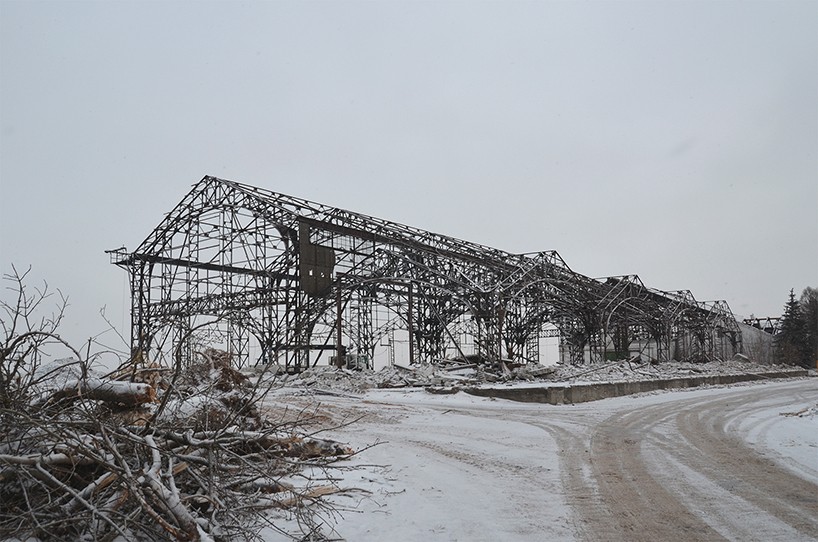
[742,316,780,335]
[110,176,742,370]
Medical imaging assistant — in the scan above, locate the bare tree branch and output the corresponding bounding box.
[1,266,361,541]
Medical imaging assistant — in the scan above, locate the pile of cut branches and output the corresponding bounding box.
[0,349,354,541]
[1,265,356,541]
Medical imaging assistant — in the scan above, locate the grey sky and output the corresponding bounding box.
[1,0,816,352]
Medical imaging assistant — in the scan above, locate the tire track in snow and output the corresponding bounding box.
[587,405,727,542]
[474,381,818,541]
[584,382,818,541]
[521,419,603,542]
[672,384,818,538]
[308,380,817,541]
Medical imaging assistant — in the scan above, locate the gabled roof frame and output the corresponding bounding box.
[110,176,742,369]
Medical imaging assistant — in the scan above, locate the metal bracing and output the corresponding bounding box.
[110,176,743,370]
[742,316,780,335]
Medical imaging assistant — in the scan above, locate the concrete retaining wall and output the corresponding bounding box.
[463,370,810,405]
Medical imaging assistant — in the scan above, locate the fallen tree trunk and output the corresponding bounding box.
[40,378,156,407]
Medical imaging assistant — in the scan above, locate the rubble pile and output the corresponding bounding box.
[546,357,798,384]
[278,361,548,393]
[277,355,800,394]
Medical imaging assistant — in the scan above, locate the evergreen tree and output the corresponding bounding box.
[799,287,818,369]
[775,289,806,367]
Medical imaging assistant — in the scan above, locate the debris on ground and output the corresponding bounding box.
[272,356,800,395]
[780,404,818,418]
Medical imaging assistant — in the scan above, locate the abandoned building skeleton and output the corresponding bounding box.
[108,176,741,371]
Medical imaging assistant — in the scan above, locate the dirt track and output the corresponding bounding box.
[323,379,818,541]
[575,382,818,541]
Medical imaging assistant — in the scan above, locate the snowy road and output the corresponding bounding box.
[274,379,818,541]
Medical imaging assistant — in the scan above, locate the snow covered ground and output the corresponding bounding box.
[736,385,818,483]
[262,377,818,541]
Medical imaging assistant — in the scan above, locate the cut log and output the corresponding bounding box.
[43,378,156,407]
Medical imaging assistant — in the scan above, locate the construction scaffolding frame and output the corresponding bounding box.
[109,176,742,370]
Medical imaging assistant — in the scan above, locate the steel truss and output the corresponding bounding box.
[742,316,780,335]
[109,176,742,370]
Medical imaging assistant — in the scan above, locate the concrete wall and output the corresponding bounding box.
[463,369,809,405]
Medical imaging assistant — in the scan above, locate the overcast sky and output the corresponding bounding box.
[1,0,816,352]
